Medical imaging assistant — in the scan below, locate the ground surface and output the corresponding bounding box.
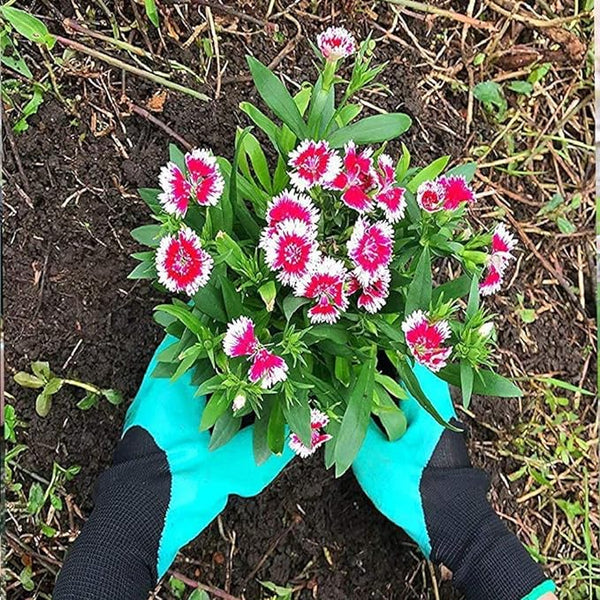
[3,1,597,599]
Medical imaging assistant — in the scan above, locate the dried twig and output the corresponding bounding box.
[127,102,193,151]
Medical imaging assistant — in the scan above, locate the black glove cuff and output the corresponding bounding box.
[423,466,548,600]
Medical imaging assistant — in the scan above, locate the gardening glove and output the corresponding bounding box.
[352,363,555,600]
[54,336,293,600]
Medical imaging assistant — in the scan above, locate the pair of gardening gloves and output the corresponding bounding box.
[54,337,554,600]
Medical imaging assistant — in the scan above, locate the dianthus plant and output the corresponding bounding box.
[129,28,521,476]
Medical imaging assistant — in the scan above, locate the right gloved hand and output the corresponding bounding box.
[54,336,293,600]
[352,363,555,600]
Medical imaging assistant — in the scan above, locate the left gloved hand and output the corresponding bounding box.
[352,363,555,600]
[54,336,293,600]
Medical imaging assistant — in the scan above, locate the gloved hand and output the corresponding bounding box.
[352,363,556,600]
[54,336,293,600]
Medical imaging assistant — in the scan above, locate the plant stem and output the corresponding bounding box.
[383,0,494,29]
[62,378,102,395]
[55,35,210,101]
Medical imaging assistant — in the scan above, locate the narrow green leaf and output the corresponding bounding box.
[328,113,412,148]
[0,6,55,48]
[154,304,206,337]
[372,384,407,441]
[460,360,474,408]
[267,397,286,454]
[144,0,159,27]
[407,156,450,193]
[209,412,241,450]
[283,398,312,446]
[246,56,307,139]
[169,143,186,170]
[334,357,375,476]
[253,396,273,465]
[437,364,523,397]
[200,390,230,430]
[220,277,244,320]
[404,247,432,318]
[131,224,162,247]
[397,359,460,430]
[239,102,284,156]
[445,162,477,182]
[465,274,480,319]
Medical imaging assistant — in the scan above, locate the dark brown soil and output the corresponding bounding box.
[3,2,594,599]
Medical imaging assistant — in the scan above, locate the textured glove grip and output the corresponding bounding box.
[421,426,548,600]
[54,427,170,600]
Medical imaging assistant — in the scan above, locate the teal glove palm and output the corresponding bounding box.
[54,337,293,600]
[353,363,554,600]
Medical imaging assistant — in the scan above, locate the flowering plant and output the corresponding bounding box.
[129,28,521,475]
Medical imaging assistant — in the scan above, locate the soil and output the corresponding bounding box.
[3,2,595,599]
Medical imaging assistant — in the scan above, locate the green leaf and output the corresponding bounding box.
[144,0,159,27]
[215,231,249,273]
[432,275,471,303]
[131,224,162,247]
[239,102,284,155]
[169,143,186,170]
[407,156,450,193]
[460,360,474,408]
[200,390,230,430]
[138,188,162,214]
[397,359,460,430]
[195,374,226,397]
[14,372,44,389]
[465,274,480,319]
[335,103,363,127]
[30,361,51,380]
[282,295,310,321]
[193,281,228,322]
[506,81,533,96]
[77,392,99,410]
[334,356,351,387]
[374,373,408,399]
[438,364,523,397]
[532,376,594,396]
[0,6,55,48]
[253,396,273,465]
[307,74,335,137]
[246,56,307,139]
[44,378,63,395]
[396,143,411,180]
[209,412,241,450]
[445,162,477,182]
[128,259,156,280]
[102,389,124,405]
[404,247,432,318]
[0,29,33,78]
[154,304,207,337]
[220,277,244,321]
[188,589,210,600]
[283,398,312,446]
[334,357,375,476]
[258,280,277,312]
[27,482,45,514]
[19,566,35,592]
[473,81,507,115]
[372,384,407,441]
[267,397,286,454]
[242,131,272,193]
[328,113,412,148]
[13,83,45,133]
[36,392,52,416]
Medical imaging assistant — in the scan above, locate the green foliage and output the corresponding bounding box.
[14,360,123,416]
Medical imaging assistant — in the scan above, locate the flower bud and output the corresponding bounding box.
[233,393,247,412]
[478,322,495,338]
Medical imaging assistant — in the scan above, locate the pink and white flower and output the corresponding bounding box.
[288,140,342,190]
[402,310,452,372]
[158,148,224,216]
[261,219,320,285]
[348,269,391,314]
[223,316,259,357]
[347,218,394,286]
[374,154,406,223]
[316,26,356,62]
[288,408,332,458]
[265,189,320,230]
[155,227,213,296]
[416,180,445,213]
[248,348,288,389]
[328,142,377,212]
[480,223,517,296]
[491,223,517,258]
[295,257,349,324]
[438,175,475,210]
